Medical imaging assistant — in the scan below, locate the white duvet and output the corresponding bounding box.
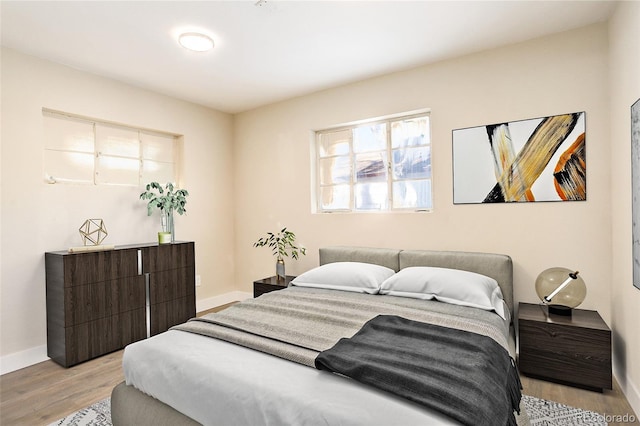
[123,329,460,426]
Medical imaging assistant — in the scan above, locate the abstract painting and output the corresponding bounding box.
[453,112,586,204]
[632,99,640,290]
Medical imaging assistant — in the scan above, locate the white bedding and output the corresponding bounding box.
[123,329,460,426]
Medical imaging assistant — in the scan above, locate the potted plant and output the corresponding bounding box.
[140,182,189,244]
[253,227,306,281]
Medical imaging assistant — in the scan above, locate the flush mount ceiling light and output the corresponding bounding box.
[178,32,214,52]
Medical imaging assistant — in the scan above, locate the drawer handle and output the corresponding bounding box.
[145,273,151,338]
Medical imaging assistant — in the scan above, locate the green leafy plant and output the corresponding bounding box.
[253,227,306,260]
[139,182,189,215]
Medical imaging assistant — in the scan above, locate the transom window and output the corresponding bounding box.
[315,112,432,212]
[43,109,180,186]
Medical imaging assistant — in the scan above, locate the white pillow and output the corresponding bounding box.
[379,266,507,320]
[290,262,395,294]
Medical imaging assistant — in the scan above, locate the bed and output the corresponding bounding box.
[111,246,528,426]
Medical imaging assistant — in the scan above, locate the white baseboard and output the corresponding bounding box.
[614,367,640,418]
[0,345,49,376]
[627,379,640,419]
[196,291,252,313]
[1,292,252,376]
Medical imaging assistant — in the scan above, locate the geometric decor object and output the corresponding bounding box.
[452,111,586,204]
[79,218,108,246]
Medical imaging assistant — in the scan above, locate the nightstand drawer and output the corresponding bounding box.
[519,320,611,390]
[518,302,611,391]
[254,282,285,297]
[253,275,295,298]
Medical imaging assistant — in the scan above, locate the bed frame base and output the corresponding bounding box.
[111,382,200,426]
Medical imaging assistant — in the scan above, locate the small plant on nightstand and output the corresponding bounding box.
[253,227,306,281]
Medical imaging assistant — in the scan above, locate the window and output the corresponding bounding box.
[43,109,180,186]
[315,111,432,212]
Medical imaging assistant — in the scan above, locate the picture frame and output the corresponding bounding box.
[632,98,640,290]
[452,112,586,204]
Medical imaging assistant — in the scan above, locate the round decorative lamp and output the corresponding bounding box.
[535,267,586,316]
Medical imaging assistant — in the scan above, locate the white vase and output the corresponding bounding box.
[276,257,285,282]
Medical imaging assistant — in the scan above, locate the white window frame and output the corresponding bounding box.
[314,110,432,213]
[43,108,181,187]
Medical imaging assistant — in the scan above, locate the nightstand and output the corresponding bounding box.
[518,302,611,391]
[253,275,296,298]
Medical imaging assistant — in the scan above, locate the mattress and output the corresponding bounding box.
[123,289,515,425]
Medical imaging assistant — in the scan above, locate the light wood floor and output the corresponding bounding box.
[520,376,637,425]
[2,304,637,425]
[1,349,124,425]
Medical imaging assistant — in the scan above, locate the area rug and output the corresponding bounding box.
[48,397,111,426]
[521,395,607,426]
[50,395,607,426]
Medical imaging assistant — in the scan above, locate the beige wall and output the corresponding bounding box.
[0,48,235,364]
[609,0,640,413]
[234,23,611,319]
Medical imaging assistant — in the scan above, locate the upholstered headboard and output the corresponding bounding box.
[318,246,514,315]
[319,246,401,272]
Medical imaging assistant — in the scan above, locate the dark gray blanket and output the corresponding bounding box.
[315,314,522,426]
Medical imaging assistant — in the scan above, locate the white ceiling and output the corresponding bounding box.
[1,1,617,114]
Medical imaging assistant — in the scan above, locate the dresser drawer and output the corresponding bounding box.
[63,276,145,326]
[62,249,140,286]
[142,242,194,273]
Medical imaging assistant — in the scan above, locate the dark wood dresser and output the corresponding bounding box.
[518,302,611,391]
[45,241,195,367]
